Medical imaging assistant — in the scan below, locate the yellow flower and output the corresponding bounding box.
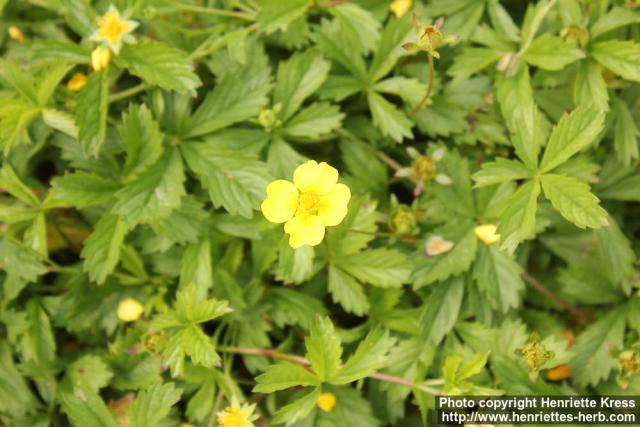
[261,160,351,249]
[474,224,500,245]
[316,392,337,412]
[91,46,112,71]
[89,5,138,53]
[117,298,144,322]
[390,0,412,18]
[424,235,454,256]
[8,26,25,43]
[67,73,88,91]
[217,401,257,427]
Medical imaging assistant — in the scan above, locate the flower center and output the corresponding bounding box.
[100,12,125,42]
[217,407,249,427]
[297,192,320,215]
[411,155,437,181]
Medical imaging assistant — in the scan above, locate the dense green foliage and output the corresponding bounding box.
[1,0,640,425]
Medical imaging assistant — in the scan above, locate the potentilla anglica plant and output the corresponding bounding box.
[1,1,639,426]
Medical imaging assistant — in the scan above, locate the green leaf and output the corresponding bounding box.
[181,142,271,218]
[314,18,368,80]
[274,50,331,121]
[130,383,183,427]
[0,239,47,282]
[180,238,213,298]
[254,362,319,393]
[50,172,119,208]
[0,343,39,417]
[413,227,478,289]
[42,108,79,138]
[573,60,609,112]
[36,63,73,106]
[119,104,164,176]
[330,3,380,55]
[274,236,315,284]
[328,265,370,316]
[284,102,344,140]
[472,245,525,313]
[81,214,128,284]
[113,148,186,227]
[539,106,605,173]
[332,328,396,384]
[591,7,640,39]
[0,163,40,206]
[60,387,117,427]
[0,59,37,103]
[267,288,327,329]
[75,70,109,157]
[118,42,201,96]
[592,40,640,82]
[368,15,412,83]
[186,45,271,137]
[273,387,320,426]
[497,179,540,253]
[540,174,608,229]
[612,97,639,165]
[335,249,412,288]
[447,48,503,82]
[367,92,412,142]
[257,0,312,34]
[472,158,532,187]
[67,355,113,393]
[510,101,548,169]
[182,327,219,368]
[522,35,584,70]
[0,100,41,153]
[305,316,342,381]
[420,278,464,345]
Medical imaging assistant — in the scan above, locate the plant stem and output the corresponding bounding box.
[220,346,442,394]
[521,272,591,322]
[163,0,255,21]
[109,83,147,103]
[410,54,435,115]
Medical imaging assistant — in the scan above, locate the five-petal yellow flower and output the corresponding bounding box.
[217,400,257,427]
[90,5,138,53]
[261,161,351,248]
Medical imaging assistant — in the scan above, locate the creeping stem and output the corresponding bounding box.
[410,54,435,115]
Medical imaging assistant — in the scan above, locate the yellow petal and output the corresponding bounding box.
[316,392,337,412]
[284,214,325,248]
[390,0,412,18]
[261,180,298,223]
[117,298,144,322]
[67,73,87,91]
[318,183,351,226]
[474,224,500,245]
[293,160,338,195]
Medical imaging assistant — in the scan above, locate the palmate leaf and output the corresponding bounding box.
[118,42,201,96]
[540,174,608,229]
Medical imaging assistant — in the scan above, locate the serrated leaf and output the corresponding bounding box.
[591,7,640,39]
[181,142,271,218]
[130,383,183,427]
[305,316,342,381]
[328,265,370,316]
[257,0,312,34]
[539,106,605,173]
[284,102,344,140]
[472,245,525,312]
[0,343,38,416]
[522,35,584,70]
[332,328,396,385]
[573,60,609,112]
[0,163,40,206]
[118,42,201,96]
[0,239,47,282]
[472,158,532,187]
[368,15,412,83]
[60,387,117,427]
[330,3,380,55]
[447,48,503,82]
[67,355,113,393]
[274,236,315,284]
[612,97,639,166]
[119,104,164,176]
[497,179,540,253]
[0,59,37,103]
[113,148,185,227]
[254,362,318,393]
[50,172,119,208]
[592,40,640,82]
[367,92,412,142]
[81,214,128,284]
[420,278,464,345]
[540,174,608,229]
[314,18,367,80]
[75,70,109,157]
[335,249,411,288]
[273,387,320,426]
[267,288,327,328]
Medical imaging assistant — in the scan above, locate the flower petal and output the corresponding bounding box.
[318,183,351,226]
[261,180,298,223]
[293,160,338,195]
[284,214,325,248]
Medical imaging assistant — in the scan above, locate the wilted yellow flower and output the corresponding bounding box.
[90,5,138,53]
[316,392,337,412]
[217,400,257,427]
[474,224,500,245]
[8,26,25,43]
[390,0,412,17]
[91,46,112,71]
[67,73,88,91]
[261,161,351,248]
[117,298,144,322]
[425,235,454,256]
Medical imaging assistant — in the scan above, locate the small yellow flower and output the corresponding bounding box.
[474,224,500,245]
[67,73,88,91]
[546,364,572,381]
[117,298,144,322]
[8,26,25,43]
[92,46,112,71]
[217,400,257,427]
[390,0,412,17]
[90,5,138,53]
[261,160,351,249]
[424,235,454,256]
[179,424,195,427]
[316,392,337,412]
